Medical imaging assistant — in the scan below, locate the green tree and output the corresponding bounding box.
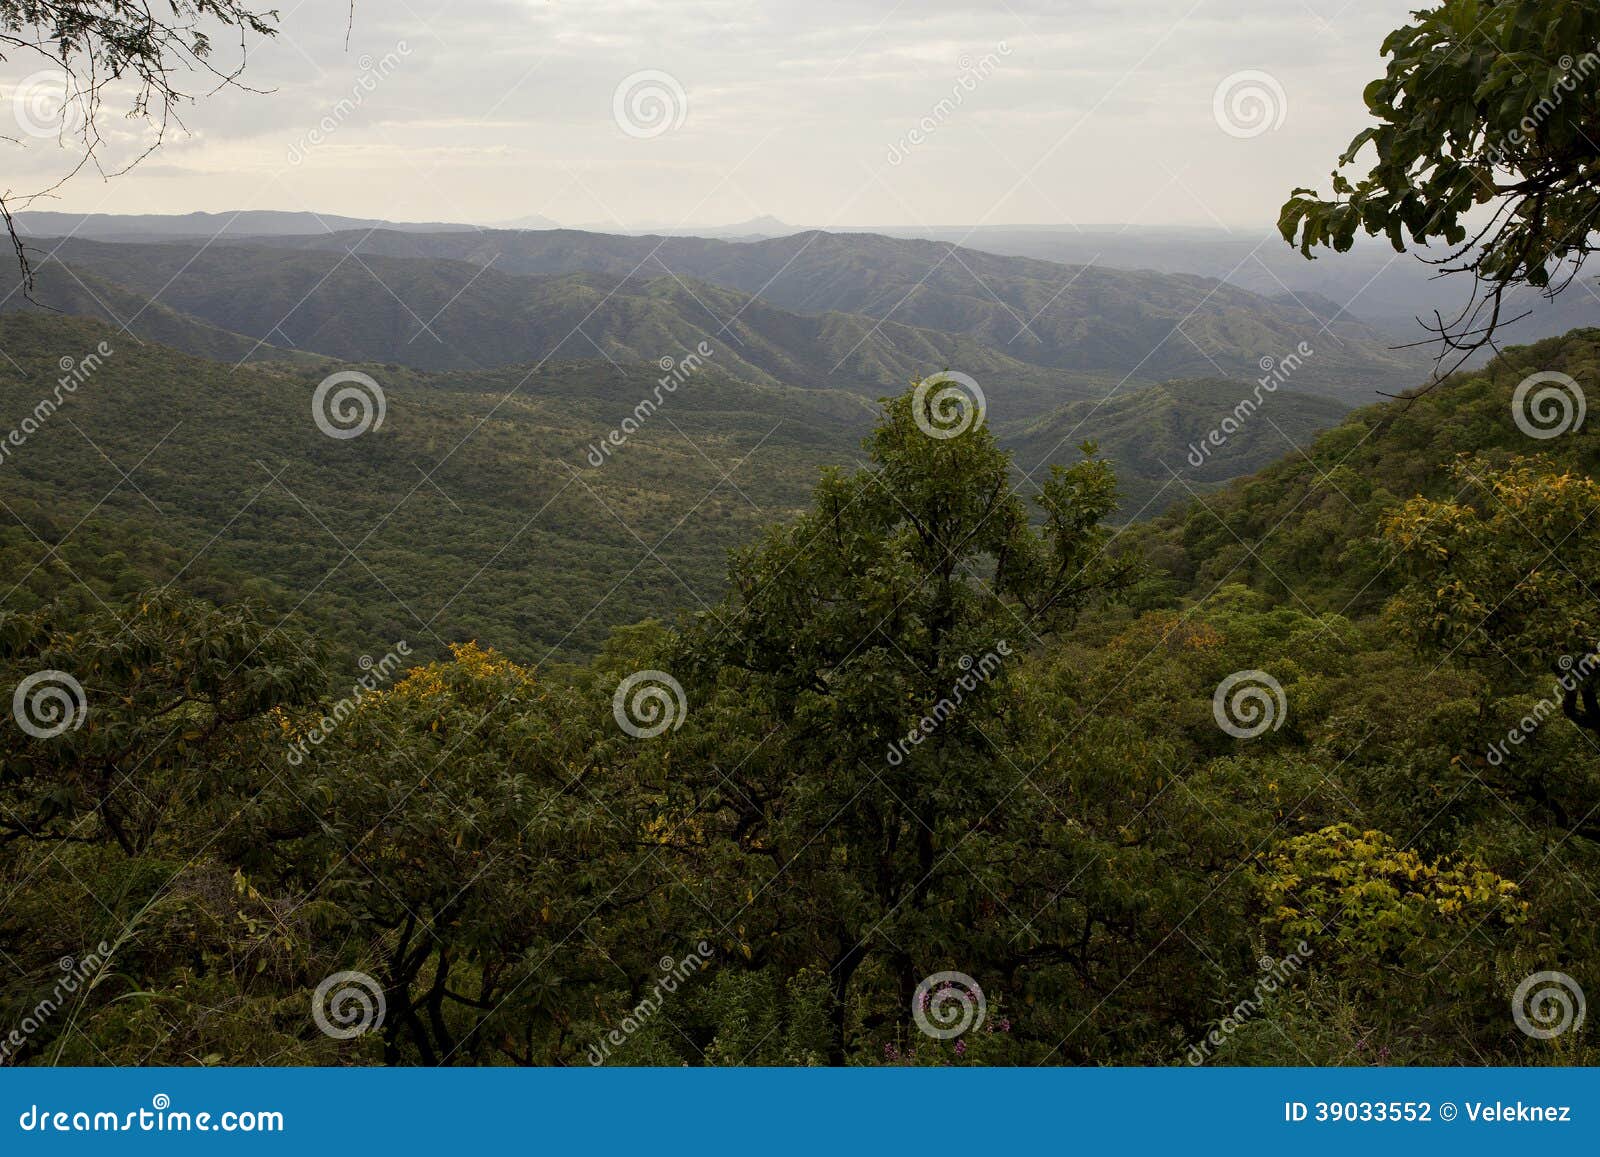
[660,384,1135,1061]
[245,642,649,1066]
[0,591,323,856]
[1280,0,1600,365]
[1383,456,1600,841]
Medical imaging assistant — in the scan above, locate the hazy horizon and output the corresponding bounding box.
[5,1,1417,236]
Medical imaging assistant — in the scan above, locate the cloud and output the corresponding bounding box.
[15,0,1410,230]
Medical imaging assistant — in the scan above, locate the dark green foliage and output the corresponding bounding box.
[1139,328,1600,612]
[1281,0,1600,359]
[0,591,324,857]
[0,312,873,665]
[2,339,1597,1069]
[1007,377,1353,517]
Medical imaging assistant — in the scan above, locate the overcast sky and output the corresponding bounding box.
[6,0,1416,232]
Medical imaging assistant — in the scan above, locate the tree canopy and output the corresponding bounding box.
[1280,0,1600,368]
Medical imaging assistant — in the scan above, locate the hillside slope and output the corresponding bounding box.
[1006,378,1352,518]
[0,263,321,367]
[0,313,873,663]
[1142,329,1600,612]
[24,240,1113,418]
[249,227,1430,402]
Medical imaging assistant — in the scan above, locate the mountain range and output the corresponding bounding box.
[243,226,1427,401]
[8,224,1428,416]
[0,212,1472,661]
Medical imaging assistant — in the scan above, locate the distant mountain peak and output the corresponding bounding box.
[722,214,791,234]
[497,213,562,230]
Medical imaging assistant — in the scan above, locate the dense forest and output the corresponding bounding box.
[1,326,1597,1065]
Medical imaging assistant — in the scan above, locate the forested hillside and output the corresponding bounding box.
[4,0,1599,1101]
[2,320,1595,1066]
[1005,377,1352,515]
[0,313,872,662]
[274,227,1427,398]
[1141,329,1600,611]
[16,241,1105,415]
[16,228,1427,407]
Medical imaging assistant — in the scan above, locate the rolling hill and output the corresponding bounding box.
[0,308,1375,668]
[0,263,322,367]
[0,312,874,664]
[12,210,481,240]
[1005,378,1352,518]
[13,240,1115,418]
[1139,328,1600,613]
[244,226,1431,402]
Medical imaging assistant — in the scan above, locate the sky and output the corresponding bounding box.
[4,0,1418,233]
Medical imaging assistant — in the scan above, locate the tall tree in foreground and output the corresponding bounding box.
[657,384,1138,1062]
[1280,0,1600,371]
